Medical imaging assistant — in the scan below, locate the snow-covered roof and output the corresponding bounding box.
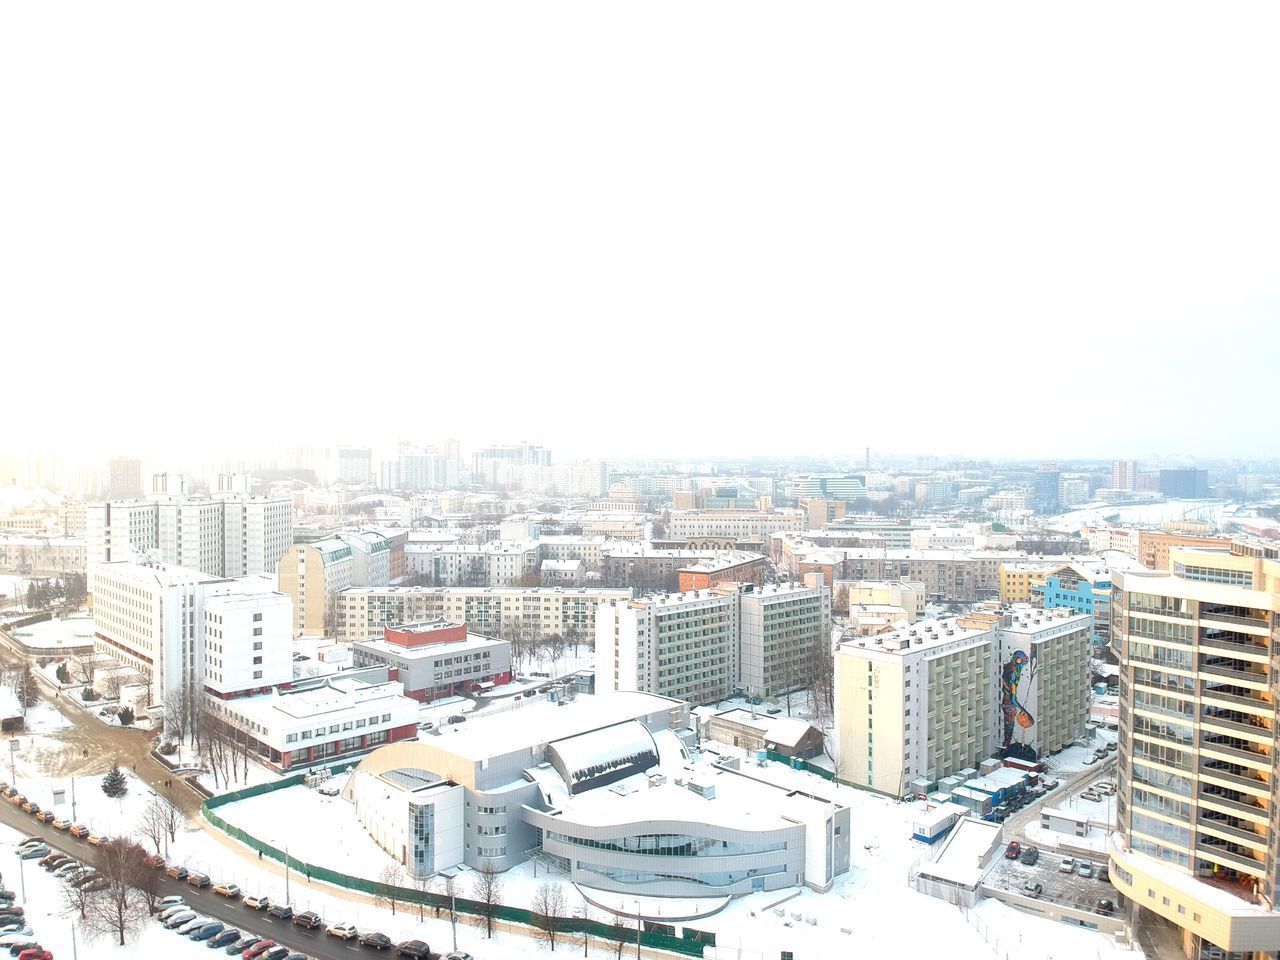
[547,720,659,794]
[916,817,1001,887]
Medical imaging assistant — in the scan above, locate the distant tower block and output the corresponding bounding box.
[865,447,870,470]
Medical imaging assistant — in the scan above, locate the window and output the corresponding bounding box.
[253,627,262,636]
[285,733,297,743]
[329,725,339,734]
[253,641,263,651]
[253,670,262,679]
[382,714,391,722]
[253,656,262,665]
[253,613,262,622]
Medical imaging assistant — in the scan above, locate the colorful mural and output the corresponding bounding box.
[1001,646,1039,761]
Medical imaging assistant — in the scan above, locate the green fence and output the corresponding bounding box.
[202,769,714,956]
[763,749,834,781]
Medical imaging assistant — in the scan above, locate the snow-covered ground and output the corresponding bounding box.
[1044,498,1235,533]
[5,614,95,650]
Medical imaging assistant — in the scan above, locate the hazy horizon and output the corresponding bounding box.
[3,2,1277,462]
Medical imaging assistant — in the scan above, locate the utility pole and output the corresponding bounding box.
[284,843,290,905]
[71,776,77,821]
[635,899,641,959]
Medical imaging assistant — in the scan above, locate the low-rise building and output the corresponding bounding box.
[676,552,768,591]
[351,620,511,701]
[703,708,824,759]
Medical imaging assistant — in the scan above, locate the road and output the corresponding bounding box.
[0,796,441,960]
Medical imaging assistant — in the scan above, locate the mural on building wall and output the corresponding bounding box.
[1001,647,1039,761]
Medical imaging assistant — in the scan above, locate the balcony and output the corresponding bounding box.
[1195,839,1267,877]
[1199,736,1271,767]
[1197,632,1270,658]
[1199,763,1270,795]
[1198,659,1269,687]
[1199,683,1274,714]
[1198,607,1271,631]
[1198,789,1269,822]
[1200,709,1273,740]
[1197,814,1268,848]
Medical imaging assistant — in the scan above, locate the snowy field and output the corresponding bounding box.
[6,614,95,650]
[1044,498,1235,533]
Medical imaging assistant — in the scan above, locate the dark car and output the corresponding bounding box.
[359,932,392,950]
[188,872,212,889]
[447,715,466,724]
[227,936,260,955]
[191,922,226,942]
[1020,846,1040,866]
[166,865,190,880]
[261,947,291,960]
[208,930,241,949]
[1096,898,1115,916]
[1098,863,1110,882]
[396,940,431,959]
[292,911,322,930]
[267,904,293,921]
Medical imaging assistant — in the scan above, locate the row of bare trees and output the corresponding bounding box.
[494,617,588,673]
[62,838,163,945]
[162,679,258,788]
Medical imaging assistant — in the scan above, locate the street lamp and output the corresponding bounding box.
[634,899,641,959]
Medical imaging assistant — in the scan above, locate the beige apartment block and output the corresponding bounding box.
[1111,540,1280,958]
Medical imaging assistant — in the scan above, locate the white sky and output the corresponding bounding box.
[2,2,1277,463]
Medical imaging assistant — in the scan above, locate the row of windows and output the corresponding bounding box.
[546,832,787,858]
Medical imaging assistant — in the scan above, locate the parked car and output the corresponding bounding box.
[50,819,70,831]
[70,870,101,887]
[68,824,90,838]
[1042,778,1060,790]
[1059,857,1076,874]
[39,853,69,869]
[19,801,36,814]
[1105,742,1117,752]
[167,865,190,880]
[447,715,466,724]
[157,895,186,909]
[213,883,241,898]
[243,940,276,958]
[1004,841,1021,860]
[0,931,32,941]
[87,834,111,847]
[5,946,38,960]
[417,721,434,732]
[242,895,270,911]
[159,904,191,922]
[1096,898,1115,915]
[208,929,242,949]
[33,812,52,824]
[396,941,431,959]
[1020,847,1040,866]
[83,878,109,892]
[1098,864,1110,882]
[17,847,46,861]
[178,916,214,935]
[445,954,476,960]
[16,950,52,960]
[261,947,291,960]
[267,904,293,921]
[227,935,260,955]
[53,861,81,878]
[1077,860,1095,879]
[144,855,167,869]
[1080,791,1102,802]
[326,922,358,940]
[292,911,322,929]
[188,872,212,889]
[359,932,392,950]
[163,910,197,929]
[1082,755,1098,766]
[191,922,226,942]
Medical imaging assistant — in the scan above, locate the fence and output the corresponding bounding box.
[763,750,834,781]
[203,769,715,957]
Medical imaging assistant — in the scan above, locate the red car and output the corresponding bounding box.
[18,950,53,960]
[1004,841,1022,860]
[144,854,166,869]
[244,940,276,959]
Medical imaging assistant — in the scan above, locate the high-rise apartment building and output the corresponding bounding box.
[1111,459,1138,491]
[834,607,1091,795]
[337,446,373,485]
[1110,542,1280,958]
[1033,463,1061,514]
[595,580,830,703]
[1160,468,1211,500]
[86,494,292,581]
[107,456,143,499]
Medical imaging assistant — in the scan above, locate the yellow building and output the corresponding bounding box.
[998,561,1060,603]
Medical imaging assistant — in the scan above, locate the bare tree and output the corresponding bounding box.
[375,864,404,916]
[104,670,124,701]
[471,860,504,938]
[62,870,99,919]
[142,793,182,850]
[139,800,166,855]
[533,881,568,951]
[83,839,150,945]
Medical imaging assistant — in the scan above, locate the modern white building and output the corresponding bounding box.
[668,510,806,542]
[91,560,292,703]
[349,692,850,895]
[203,585,293,697]
[351,620,512,701]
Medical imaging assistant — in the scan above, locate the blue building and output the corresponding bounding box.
[1034,562,1112,646]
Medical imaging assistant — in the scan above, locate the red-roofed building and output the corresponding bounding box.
[351,619,512,701]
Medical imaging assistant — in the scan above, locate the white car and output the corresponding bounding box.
[157,895,185,909]
[326,922,359,940]
[176,915,212,935]
[162,910,197,929]
[158,904,190,922]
